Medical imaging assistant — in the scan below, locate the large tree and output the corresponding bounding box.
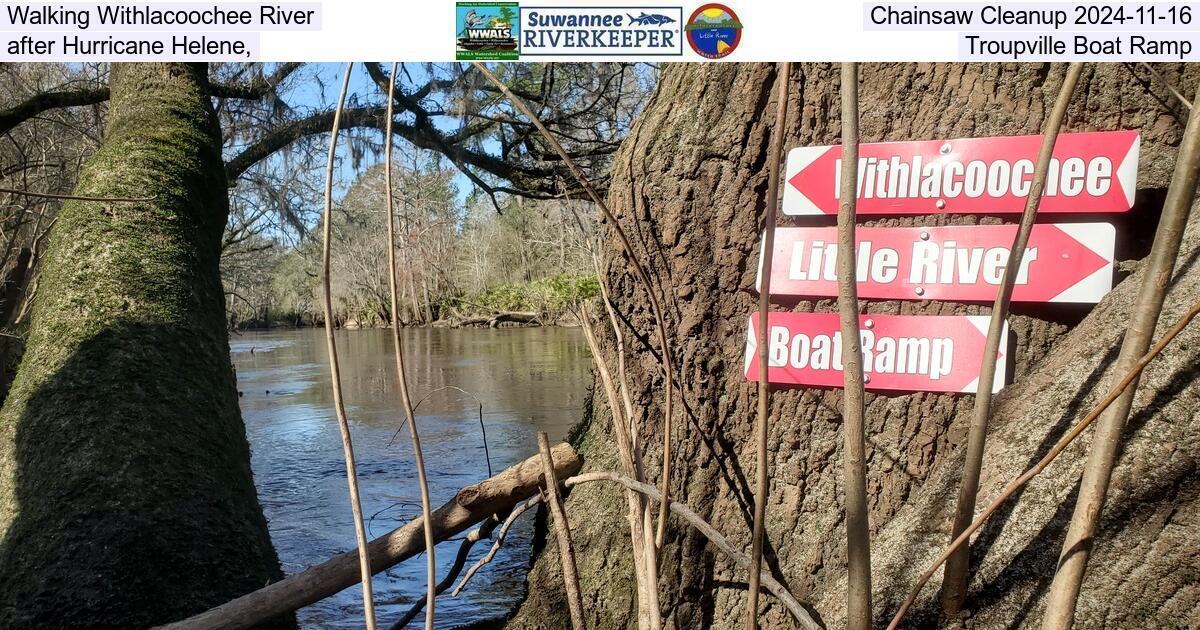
[508,63,1200,629]
[0,62,292,628]
[0,61,644,626]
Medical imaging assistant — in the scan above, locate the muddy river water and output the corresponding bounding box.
[230,327,590,628]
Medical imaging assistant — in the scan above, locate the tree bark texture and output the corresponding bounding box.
[0,63,289,628]
[507,63,1200,629]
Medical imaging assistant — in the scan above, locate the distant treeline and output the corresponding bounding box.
[221,153,599,330]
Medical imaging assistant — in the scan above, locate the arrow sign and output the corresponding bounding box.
[783,131,1140,216]
[744,312,1008,394]
[756,223,1114,303]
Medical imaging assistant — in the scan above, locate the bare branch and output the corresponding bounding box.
[539,432,585,630]
[0,86,110,136]
[941,62,1084,616]
[1139,62,1193,110]
[0,187,153,203]
[888,297,1200,630]
[224,105,556,195]
[452,494,543,597]
[565,472,823,630]
[469,61,679,550]
[318,62,377,630]
[746,61,791,630]
[209,62,304,100]
[1043,73,1200,628]
[386,514,503,630]
[384,61,438,630]
[836,61,872,630]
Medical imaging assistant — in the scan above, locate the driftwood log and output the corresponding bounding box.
[454,311,540,328]
[156,443,583,630]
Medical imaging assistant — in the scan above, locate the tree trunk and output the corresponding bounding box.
[421,272,435,324]
[0,63,289,628]
[507,63,1200,629]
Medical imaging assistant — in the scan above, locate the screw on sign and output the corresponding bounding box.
[743,312,1009,394]
[782,130,1140,216]
[755,223,1116,304]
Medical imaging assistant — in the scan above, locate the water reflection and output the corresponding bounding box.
[231,327,590,628]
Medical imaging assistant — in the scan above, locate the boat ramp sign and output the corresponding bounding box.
[744,312,1008,394]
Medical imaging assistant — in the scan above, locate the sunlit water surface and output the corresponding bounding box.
[231,327,590,629]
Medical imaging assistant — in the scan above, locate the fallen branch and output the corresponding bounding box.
[887,297,1200,630]
[456,310,540,328]
[565,472,824,630]
[156,443,584,630]
[452,494,543,596]
[387,513,503,630]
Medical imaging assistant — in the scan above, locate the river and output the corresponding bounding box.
[230,327,591,629]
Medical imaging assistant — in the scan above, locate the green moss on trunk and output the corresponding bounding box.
[0,63,290,628]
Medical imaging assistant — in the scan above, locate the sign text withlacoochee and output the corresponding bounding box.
[757,223,1115,303]
[744,312,1008,394]
[783,130,1140,215]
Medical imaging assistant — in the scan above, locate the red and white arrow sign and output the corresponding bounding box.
[744,313,1008,394]
[783,131,1139,216]
[756,223,1114,303]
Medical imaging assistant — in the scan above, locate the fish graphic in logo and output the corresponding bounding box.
[456,2,519,60]
[627,12,677,26]
[685,3,741,59]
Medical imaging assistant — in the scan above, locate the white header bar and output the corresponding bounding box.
[1,0,1197,62]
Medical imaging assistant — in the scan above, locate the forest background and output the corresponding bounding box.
[0,62,656,338]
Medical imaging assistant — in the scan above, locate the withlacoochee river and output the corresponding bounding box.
[230,327,590,629]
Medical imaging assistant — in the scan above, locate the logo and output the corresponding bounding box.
[685,3,741,59]
[520,7,684,56]
[456,2,519,60]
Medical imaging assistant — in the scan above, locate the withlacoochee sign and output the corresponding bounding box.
[744,312,1008,394]
[782,131,1140,216]
[756,223,1115,303]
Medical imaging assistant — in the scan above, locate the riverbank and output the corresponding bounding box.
[229,273,598,332]
[231,312,582,333]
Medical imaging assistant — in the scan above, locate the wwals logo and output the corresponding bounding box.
[456,2,519,60]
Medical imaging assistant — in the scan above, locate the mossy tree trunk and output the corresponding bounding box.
[508,63,1200,629]
[0,63,289,628]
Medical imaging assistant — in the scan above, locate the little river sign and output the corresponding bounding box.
[756,223,1115,303]
[744,312,1008,394]
[782,130,1140,216]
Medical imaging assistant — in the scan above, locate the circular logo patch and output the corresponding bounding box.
[685,3,742,59]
